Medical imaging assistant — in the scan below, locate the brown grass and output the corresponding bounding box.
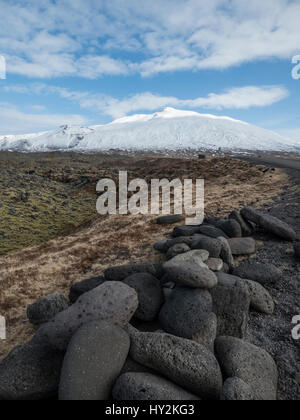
[0,157,289,360]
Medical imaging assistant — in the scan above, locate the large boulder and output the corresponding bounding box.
[216,219,242,238]
[245,280,275,315]
[123,273,164,321]
[0,343,64,400]
[159,287,213,339]
[69,276,106,303]
[211,273,250,338]
[191,237,222,258]
[32,282,138,351]
[229,210,254,237]
[59,321,130,400]
[163,263,218,289]
[241,207,296,241]
[128,327,223,400]
[215,336,278,400]
[228,238,256,255]
[232,262,282,285]
[221,377,254,401]
[105,263,162,281]
[113,372,200,401]
[27,294,69,325]
[199,225,228,239]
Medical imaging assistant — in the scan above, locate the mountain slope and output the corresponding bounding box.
[0,108,298,152]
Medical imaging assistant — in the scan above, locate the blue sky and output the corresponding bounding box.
[0,0,300,140]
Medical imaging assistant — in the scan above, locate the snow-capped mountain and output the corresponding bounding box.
[0,108,298,152]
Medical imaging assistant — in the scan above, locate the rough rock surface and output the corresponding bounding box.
[105,263,161,281]
[156,215,183,225]
[191,237,222,258]
[221,377,254,401]
[216,219,242,238]
[206,258,224,272]
[123,273,164,321]
[159,287,213,339]
[218,236,235,268]
[0,343,64,400]
[128,327,223,400]
[199,225,228,239]
[228,237,256,255]
[163,263,218,289]
[192,313,218,352]
[212,273,250,338]
[59,321,130,400]
[27,294,69,325]
[172,225,200,237]
[241,207,296,241]
[69,276,106,303]
[246,280,275,315]
[232,261,282,285]
[229,210,254,237]
[166,243,191,260]
[215,336,278,400]
[113,372,200,401]
[32,282,138,351]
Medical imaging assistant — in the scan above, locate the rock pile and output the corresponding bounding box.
[0,206,297,401]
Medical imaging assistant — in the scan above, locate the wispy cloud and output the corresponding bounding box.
[3,83,289,119]
[0,0,300,78]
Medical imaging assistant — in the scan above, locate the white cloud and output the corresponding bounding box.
[0,0,300,78]
[3,83,289,119]
[0,103,88,135]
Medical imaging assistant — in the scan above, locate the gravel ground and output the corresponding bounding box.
[246,167,300,400]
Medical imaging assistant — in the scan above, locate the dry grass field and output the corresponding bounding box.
[0,152,290,360]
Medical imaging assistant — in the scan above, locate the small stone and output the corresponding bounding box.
[159,287,213,339]
[229,210,254,237]
[221,377,254,401]
[123,273,164,322]
[172,225,200,237]
[232,262,282,285]
[59,321,130,400]
[157,215,184,225]
[199,225,228,239]
[218,236,235,268]
[69,277,106,303]
[215,336,278,400]
[206,258,224,272]
[166,243,191,260]
[228,238,256,255]
[27,294,69,325]
[191,237,222,258]
[113,372,200,401]
[245,280,275,315]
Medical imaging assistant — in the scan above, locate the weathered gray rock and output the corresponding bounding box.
[206,258,224,272]
[229,210,254,237]
[0,344,64,400]
[221,377,254,401]
[232,262,282,285]
[245,280,275,315]
[69,276,106,303]
[32,282,138,351]
[218,236,235,269]
[113,372,200,401]
[173,225,200,237]
[27,294,69,325]
[164,249,209,267]
[228,238,256,255]
[157,215,184,225]
[192,313,218,352]
[128,327,223,400]
[166,243,191,260]
[191,237,222,258]
[216,219,242,238]
[212,273,250,338]
[159,287,213,339]
[164,263,218,289]
[153,240,169,253]
[123,273,164,321]
[121,357,156,375]
[215,336,278,400]
[105,263,162,281]
[199,225,228,239]
[241,207,296,241]
[59,321,130,400]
